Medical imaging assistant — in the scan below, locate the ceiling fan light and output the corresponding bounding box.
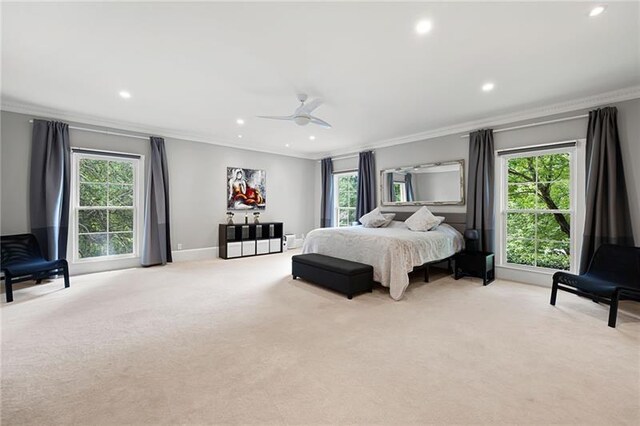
[589,5,606,17]
[294,116,310,126]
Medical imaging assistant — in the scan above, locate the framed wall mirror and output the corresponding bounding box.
[380,160,465,206]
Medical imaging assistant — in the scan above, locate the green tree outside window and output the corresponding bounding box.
[506,153,571,270]
[77,157,136,259]
[335,173,358,227]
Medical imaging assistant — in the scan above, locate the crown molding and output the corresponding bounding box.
[314,85,640,160]
[0,100,318,160]
[3,84,639,162]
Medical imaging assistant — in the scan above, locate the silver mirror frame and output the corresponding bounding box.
[379,159,465,206]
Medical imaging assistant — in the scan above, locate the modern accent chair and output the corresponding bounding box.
[550,244,640,327]
[1,234,70,303]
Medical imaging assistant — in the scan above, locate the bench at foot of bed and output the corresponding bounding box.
[291,254,373,299]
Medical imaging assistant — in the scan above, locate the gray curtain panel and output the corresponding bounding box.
[29,120,71,260]
[356,150,376,220]
[466,129,495,253]
[141,137,173,266]
[320,158,334,228]
[387,173,395,202]
[405,173,415,202]
[580,106,634,273]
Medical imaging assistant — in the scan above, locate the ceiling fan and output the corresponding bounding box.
[257,94,332,128]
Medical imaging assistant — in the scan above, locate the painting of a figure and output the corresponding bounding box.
[227,167,266,210]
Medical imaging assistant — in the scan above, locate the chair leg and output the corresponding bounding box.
[608,293,619,328]
[63,266,70,288]
[5,276,13,303]
[550,279,558,306]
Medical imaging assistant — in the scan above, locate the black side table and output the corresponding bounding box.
[454,251,495,286]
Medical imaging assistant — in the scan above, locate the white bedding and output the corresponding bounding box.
[302,221,464,300]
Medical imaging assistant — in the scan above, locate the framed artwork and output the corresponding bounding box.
[227,167,266,210]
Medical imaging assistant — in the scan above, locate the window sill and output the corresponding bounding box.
[72,254,139,265]
[497,263,564,276]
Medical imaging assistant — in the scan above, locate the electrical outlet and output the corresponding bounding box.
[177,243,183,250]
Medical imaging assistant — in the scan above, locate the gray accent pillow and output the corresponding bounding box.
[405,207,441,231]
[359,208,387,228]
[379,213,396,227]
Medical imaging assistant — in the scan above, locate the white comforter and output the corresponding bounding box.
[302,221,464,300]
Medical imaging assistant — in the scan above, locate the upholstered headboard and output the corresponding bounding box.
[381,210,467,234]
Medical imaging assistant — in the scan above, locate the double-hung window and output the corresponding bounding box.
[71,150,143,262]
[498,142,583,272]
[393,182,407,203]
[333,171,358,227]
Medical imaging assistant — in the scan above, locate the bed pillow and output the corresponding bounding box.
[432,216,446,229]
[387,220,409,229]
[379,213,396,228]
[405,207,441,231]
[359,208,387,228]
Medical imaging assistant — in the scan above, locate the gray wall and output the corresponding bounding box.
[492,98,640,246]
[321,131,470,218]
[315,98,640,243]
[313,98,640,285]
[414,171,460,202]
[1,110,316,272]
[3,97,639,279]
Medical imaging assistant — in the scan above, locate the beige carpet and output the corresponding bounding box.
[1,250,639,425]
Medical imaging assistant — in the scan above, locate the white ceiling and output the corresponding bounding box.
[2,2,639,159]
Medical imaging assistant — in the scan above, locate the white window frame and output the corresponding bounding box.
[496,140,585,274]
[70,149,145,263]
[333,171,358,227]
[393,182,407,203]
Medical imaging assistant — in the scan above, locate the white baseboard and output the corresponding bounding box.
[496,266,553,287]
[66,247,218,276]
[171,246,218,262]
[69,257,142,276]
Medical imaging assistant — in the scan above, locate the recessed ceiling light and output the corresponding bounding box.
[119,91,131,99]
[237,134,243,139]
[285,144,290,148]
[309,135,316,141]
[416,20,432,35]
[589,5,606,17]
[236,118,245,125]
[482,82,495,92]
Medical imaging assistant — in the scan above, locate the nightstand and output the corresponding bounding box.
[454,251,495,286]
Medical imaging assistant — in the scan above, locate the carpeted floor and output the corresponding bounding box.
[1,249,639,425]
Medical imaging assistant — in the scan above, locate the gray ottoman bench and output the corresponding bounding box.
[292,253,373,299]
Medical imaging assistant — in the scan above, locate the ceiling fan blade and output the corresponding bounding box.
[309,115,332,129]
[256,115,294,121]
[301,98,323,114]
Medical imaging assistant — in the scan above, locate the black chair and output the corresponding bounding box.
[1,234,70,302]
[550,244,640,327]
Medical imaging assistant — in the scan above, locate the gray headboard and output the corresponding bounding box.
[381,210,467,234]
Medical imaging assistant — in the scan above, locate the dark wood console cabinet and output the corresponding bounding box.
[454,251,495,285]
[218,222,283,259]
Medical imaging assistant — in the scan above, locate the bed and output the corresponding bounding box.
[302,212,465,300]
